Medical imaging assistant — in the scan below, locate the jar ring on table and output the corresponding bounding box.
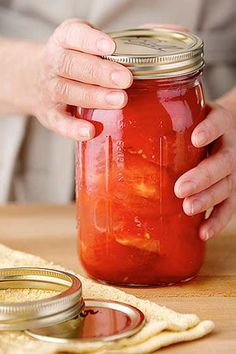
[0,267,145,342]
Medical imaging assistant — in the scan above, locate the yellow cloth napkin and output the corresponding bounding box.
[0,244,214,354]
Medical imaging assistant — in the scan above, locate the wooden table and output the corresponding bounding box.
[0,204,235,353]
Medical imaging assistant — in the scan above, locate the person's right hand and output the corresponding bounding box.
[34,19,133,140]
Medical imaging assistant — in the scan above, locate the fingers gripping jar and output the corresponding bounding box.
[76,28,207,286]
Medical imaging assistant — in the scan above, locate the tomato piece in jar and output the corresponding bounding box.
[149,213,205,282]
[112,152,182,215]
[122,93,174,167]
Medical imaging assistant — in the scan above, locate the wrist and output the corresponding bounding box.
[16,41,44,116]
[0,37,44,116]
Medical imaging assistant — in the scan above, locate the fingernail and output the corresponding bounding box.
[190,199,203,214]
[97,38,115,54]
[204,228,214,241]
[111,70,132,88]
[194,131,208,146]
[178,182,196,197]
[79,126,93,139]
[106,91,125,106]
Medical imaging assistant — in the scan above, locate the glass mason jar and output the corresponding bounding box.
[76,28,207,286]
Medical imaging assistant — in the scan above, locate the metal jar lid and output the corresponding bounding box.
[0,267,145,342]
[104,28,204,79]
[0,267,84,330]
[27,299,145,343]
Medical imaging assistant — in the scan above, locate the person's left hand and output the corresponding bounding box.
[174,102,236,241]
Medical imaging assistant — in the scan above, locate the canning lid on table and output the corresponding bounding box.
[0,267,145,342]
[104,27,204,79]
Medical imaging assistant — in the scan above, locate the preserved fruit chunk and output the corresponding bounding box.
[116,235,160,253]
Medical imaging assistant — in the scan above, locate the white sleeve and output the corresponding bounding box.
[0,1,54,40]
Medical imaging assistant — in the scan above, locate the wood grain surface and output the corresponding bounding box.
[0,204,235,353]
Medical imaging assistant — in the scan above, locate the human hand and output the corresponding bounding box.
[34,19,133,140]
[174,103,236,241]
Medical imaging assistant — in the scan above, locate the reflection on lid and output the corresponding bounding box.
[27,299,145,343]
[78,306,131,338]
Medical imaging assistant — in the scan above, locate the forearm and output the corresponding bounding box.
[216,86,236,118]
[0,36,43,116]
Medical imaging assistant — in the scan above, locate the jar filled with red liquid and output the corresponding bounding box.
[76,28,207,286]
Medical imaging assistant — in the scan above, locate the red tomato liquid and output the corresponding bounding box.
[76,73,207,286]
